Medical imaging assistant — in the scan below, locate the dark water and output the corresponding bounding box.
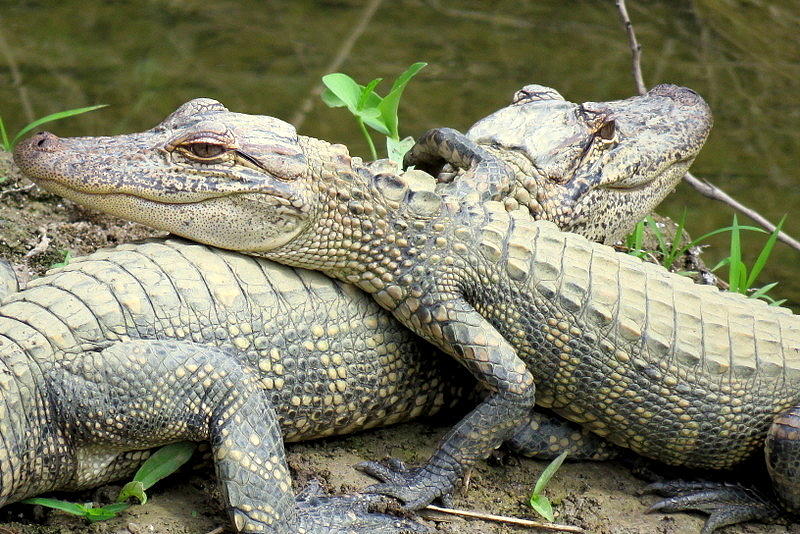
[1,0,798,308]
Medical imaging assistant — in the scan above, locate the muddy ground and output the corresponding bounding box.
[0,151,796,534]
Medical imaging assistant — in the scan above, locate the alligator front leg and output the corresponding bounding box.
[359,299,535,509]
[52,340,426,534]
[403,128,515,203]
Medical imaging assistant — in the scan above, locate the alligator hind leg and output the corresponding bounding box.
[508,411,619,461]
[56,340,426,534]
[643,404,800,534]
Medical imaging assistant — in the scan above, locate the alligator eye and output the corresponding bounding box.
[597,120,615,140]
[187,142,227,159]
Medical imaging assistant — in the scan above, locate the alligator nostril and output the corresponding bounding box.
[31,131,60,150]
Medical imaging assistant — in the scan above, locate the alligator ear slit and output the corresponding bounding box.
[236,150,266,170]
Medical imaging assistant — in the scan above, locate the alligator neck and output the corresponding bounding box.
[265,136,445,287]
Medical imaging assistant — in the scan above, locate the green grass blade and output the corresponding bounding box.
[21,498,88,516]
[625,219,645,251]
[0,115,10,151]
[11,105,108,147]
[684,225,765,253]
[745,215,786,289]
[665,209,688,266]
[378,62,426,138]
[770,299,787,307]
[132,442,196,491]
[749,281,779,300]
[710,257,730,272]
[533,451,568,495]
[728,215,749,293]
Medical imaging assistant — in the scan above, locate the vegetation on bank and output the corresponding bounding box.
[624,212,787,305]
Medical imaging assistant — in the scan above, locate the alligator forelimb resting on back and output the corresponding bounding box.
[17,85,800,534]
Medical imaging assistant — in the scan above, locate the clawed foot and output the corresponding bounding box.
[643,480,780,534]
[357,458,457,510]
[295,480,430,533]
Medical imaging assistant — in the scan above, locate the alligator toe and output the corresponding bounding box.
[357,458,457,511]
[295,486,429,533]
[644,480,780,534]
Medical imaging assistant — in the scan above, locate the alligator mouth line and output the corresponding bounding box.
[33,178,296,208]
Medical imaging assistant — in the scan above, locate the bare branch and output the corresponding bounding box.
[615,0,647,95]
[290,0,384,129]
[615,0,800,253]
[683,172,800,250]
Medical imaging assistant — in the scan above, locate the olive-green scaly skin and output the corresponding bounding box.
[0,238,440,533]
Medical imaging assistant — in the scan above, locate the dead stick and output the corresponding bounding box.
[425,504,585,532]
[615,0,799,253]
[615,0,646,95]
[290,0,384,129]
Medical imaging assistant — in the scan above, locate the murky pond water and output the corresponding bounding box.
[1,0,798,308]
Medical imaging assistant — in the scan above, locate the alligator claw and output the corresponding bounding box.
[643,480,779,534]
[295,482,430,533]
[357,458,457,511]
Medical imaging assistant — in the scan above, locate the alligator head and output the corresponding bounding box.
[463,83,712,243]
[15,98,315,251]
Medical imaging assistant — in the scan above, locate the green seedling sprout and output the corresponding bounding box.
[529,451,568,522]
[50,250,72,269]
[22,441,196,522]
[321,62,426,163]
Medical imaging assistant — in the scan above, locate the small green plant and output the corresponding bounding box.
[711,214,787,305]
[22,441,196,522]
[624,211,787,305]
[528,451,567,522]
[0,105,107,152]
[50,250,72,269]
[321,62,426,163]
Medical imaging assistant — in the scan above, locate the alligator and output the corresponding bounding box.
[0,237,455,533]
[20,83,795,534]
[18,85,800,534]
[410,83,708,245]
[0,84,697,533]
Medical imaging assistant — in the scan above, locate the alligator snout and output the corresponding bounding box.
[648,84,707,109]
[22,131,63,152]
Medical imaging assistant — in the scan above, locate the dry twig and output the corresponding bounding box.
[0,183,35,199]
[290,0,384,129]
[615,0,799,252]
[424,504,585,532]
